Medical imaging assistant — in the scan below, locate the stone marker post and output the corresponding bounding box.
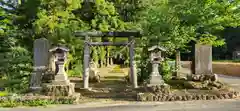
[30,38,50,91]
[175,50,181,77]
[194,44,212,74]
[148,45,166,86]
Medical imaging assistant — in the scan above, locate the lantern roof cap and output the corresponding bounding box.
[148,45,166,52]
[49,46,69,52]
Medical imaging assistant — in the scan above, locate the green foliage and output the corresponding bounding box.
[161,60,174,82]
[136,47,150,83]
[0,37,32,93]
[0,96,76,107]
[198,34,225,47]
[139,0,240,53]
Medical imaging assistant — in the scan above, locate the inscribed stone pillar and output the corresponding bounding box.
[30,38,50,91]
[194,44,212,75]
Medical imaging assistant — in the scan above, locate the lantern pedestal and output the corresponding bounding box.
[52,61,69,84]
[148,62,164,86]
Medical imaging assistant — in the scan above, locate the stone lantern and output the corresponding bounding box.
[49,46,70,84]
[148,45,166,85]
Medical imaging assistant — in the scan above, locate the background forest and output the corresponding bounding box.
[0,0,240,93]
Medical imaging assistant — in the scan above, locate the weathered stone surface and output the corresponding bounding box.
[175,95,182,101]
[145,84,171,94]
[153,96,158,101]
[42,83,75,96]
[182,95,187,101]
[169,96,175,101]
[137,93,149,101]
[222,93,230,99]
[188,74,218,82]
[158,95,162,101]
[30,38,50,91]
[89,61,101,83]
[228,93,234,98]
[42,71,55,83]
[213,95,218,100]
[202,95,207,100]
[136,91,240,102]
[186,95,193,101]
[148,45,165,86]
[162,95,167,101]
[194,44,212,75]
[175,50,181,78]
[146,93,154,101]
[208,95,214,100]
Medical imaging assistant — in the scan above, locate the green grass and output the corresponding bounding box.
[0,91,8,96]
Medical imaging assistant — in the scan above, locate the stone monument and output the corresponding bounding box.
[194,44,212,75]
[189,44,217,81]
[29,38,50,91]
[148,45,166,86]
[42,46,75,96]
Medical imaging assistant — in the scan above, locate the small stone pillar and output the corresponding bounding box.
[175,50,181,78]
[42,46,75,96]
[148,45,166,86]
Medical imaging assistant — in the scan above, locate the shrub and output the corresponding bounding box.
[161,60,174,82]
[0,37,32,93]
[0,94,80,107]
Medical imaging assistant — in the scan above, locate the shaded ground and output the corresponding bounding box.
[70,65,239,102]
[70,65,138,102]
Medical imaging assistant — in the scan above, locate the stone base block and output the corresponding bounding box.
[42,83,75,96]
[89,75,101,83]
[145,84,171,94]
[148,75,165,85]
[51,80,70,85]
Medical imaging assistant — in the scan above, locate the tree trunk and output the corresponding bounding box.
[106,47,109,67]
[110,57,113,65]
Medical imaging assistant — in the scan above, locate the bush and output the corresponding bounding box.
[161,60,174,82]
[0,37,32,93]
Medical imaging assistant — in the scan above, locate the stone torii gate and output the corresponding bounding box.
[75,31,141,89]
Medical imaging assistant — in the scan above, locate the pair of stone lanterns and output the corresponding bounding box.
[148,45,166,86]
